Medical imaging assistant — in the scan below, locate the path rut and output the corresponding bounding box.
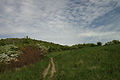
[42,58,56,79]
[50,58,56,78]
[42,62,51,78]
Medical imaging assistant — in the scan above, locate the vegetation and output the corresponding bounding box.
[0,45,22,63]
[105,40,120,46]
[0,37,120,80]
[8,45,46,70]
[0,57,49,80]
[97,42,102,46]
[47,44,120,80]
[0,38,71,52]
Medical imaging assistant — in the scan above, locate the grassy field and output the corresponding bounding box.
[0,44,120,80]
[48,44,120,80]
[0,57,49,80]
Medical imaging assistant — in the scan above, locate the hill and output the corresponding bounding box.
[0,37,69,52]
[0,37,72,72]
[48,44,120,80]
[0,44,120,80]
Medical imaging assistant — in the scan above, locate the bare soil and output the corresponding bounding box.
[42,58,56,79]
[42,62,51,78]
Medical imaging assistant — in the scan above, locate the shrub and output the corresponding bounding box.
[97,42,102,46]
[0,40,6,46]
[37,44,48,52]
[0,45,22,63]
[112,40,120,44]
[8,46,46,69]
[105,40,120,46]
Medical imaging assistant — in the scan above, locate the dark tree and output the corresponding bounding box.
[97,42,102,46]
[0,40,6,46]
[112,40,120,44]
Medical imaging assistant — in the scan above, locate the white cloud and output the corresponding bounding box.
[0,0,120,45]
[78,31,119,37]
[65,0,118,27]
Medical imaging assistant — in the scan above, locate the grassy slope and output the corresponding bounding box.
[0,57,49,80]
[47,44,120,80]
[0,44,120,80]
[0,38,69,52]
[0,38,62,47]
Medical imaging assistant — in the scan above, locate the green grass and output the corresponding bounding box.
[0,45,120,80]
[47,45,120,80]
[0,57,49,80]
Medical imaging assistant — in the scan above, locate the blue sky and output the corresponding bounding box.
[0,0,120,45]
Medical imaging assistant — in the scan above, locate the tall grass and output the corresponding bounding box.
[0,44,120,80]
[0,57,49,80]
[48,44,120,80]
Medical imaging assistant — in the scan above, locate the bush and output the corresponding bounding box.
[37,44,48,52]
[112,40,120,44]
[97,42,102,46]
[8,46,46,69]
[0,40,6,46]
[105,40,120,46]
[0,45,22,63]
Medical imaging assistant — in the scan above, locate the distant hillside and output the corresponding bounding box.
[0,37,119,52]
[0,37,74,52]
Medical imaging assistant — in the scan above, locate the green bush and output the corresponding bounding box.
[8,45,46,69]
[105,40,120,46]
[0,40,6,46]
[0,45,22,63]
[97,42,102,46]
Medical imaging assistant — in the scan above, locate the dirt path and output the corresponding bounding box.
[50,58,56,78]
[42,58,56,79]
[42,62,51,78]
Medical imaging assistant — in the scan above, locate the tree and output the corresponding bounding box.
[112,40,120,44]
[0,40,6,46]
[104,40,120,46]
[97,42,102,46]
[26,36,29,39]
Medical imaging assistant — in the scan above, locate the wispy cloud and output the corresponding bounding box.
[0,0,120,45]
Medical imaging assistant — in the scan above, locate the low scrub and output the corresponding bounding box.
[0,45,47,72]
[8,45,46,70]
[0,45,22,63]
